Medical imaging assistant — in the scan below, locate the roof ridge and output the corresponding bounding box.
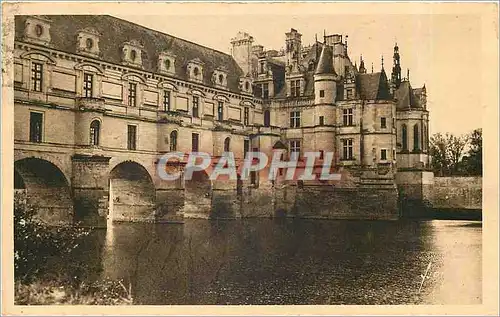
[107,15,233,59]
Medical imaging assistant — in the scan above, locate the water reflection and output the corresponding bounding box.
[81,219,482,305]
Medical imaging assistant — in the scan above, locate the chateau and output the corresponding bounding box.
[13,15,431,225]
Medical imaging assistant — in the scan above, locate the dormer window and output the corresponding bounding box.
[158,51,176,75]
[187,58,204,83]
[212,67,228,89]
[121,40,143,67]
[239,76,253,95]
[24,16,52,45]
[76,27,100,57]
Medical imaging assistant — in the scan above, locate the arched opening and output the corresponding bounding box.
[170,130,178,151]
[413,124,420,151]
[401,124,408,151]
[14,158,73,224]
[90,120,100,146]
[224,137,230,152]
[264,110,271,127]
[109,161,156,222]
[184,170,211,217]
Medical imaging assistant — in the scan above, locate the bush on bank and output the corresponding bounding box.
[14,192,133,305]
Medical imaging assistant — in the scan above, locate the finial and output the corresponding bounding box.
[407,69,410,80]
[315,33,318,43]
[360,54,363,63]
[345,35,348,45]
[371,63,374,73]
[323,29,326,43]
[381,55,384,70]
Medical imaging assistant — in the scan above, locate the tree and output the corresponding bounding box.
[461,129,482,175]
[429,129,481,177]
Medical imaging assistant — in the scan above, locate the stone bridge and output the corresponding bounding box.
[14,144,221,226]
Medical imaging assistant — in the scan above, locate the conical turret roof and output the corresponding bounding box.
[314,44,336,75]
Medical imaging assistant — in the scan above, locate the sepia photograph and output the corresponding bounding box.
[1,1,499,315]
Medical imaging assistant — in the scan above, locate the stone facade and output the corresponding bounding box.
[13,15,431,225]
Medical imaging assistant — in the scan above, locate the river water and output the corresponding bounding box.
[74,219,481,305]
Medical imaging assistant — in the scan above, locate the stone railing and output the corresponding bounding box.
[76,97,105,112]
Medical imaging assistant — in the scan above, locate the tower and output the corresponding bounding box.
[230,32,254,76]
[391,43,401,87]
[285,28,302,67]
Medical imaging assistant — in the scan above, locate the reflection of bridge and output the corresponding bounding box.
[14,145,219,226]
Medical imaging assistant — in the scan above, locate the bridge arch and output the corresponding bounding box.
[14,157,73,224]
[108,160,156,222]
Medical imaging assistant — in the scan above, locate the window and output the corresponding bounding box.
[217,101,224,121]
[83,73,93,98]
[170,130,177,151]
[35,24,44,37]
[319,90,325,98]
[244,107,250,125]
[127,125,137,150]
[346,89,353,99]
[163,91,171,111]
[192,133,199,152]
[413,124,420,151]
[393,149,396,160]
[29,112,43,143]
[343,108,354,126]
[224,137,230,152]
[342,139,354,160]
[381,117,387,129]
[259,61,265,74]
[192,96,199,118]
[244,139,250,158]
[264,110,271,127]
[319,116,324,126]
[130,50,137,61]
[218,74,224,84]
[31,62,43,92]
[290,80,301,97]
[89,120,100,146]
[381,149,387,160]
[262,83,269,99]
[319,150,324,160]
[193,67,199,77]
[86,38,93,49]
[290,111,301,128]
[128,83,137,107]
[401,124,408,150]
[290,140,301,155]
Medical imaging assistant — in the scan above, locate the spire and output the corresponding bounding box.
[407,69,410,81]
[371,62,374,73]
[391,42,401,87]
[359,55,366,74]
[314,44,335,75]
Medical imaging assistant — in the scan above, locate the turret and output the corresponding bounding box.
[359,55,366,74]
[314,44,337,104]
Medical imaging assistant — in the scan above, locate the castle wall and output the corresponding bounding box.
[430,177,482,210]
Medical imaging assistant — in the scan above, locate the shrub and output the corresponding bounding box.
[14,192,133,305]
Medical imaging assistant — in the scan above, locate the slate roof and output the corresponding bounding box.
[314,44,335,75]
[356,71,391,100]
[15,15,245,93]
[394,80,424,109]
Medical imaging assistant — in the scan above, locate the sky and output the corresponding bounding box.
[115,11,484,136]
